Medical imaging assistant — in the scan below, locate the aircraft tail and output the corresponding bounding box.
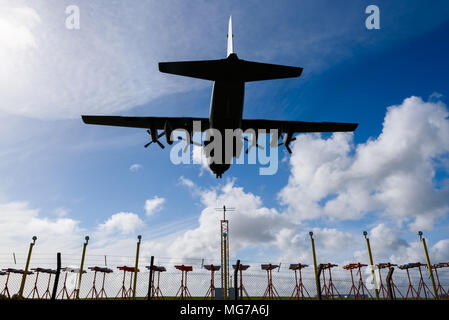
[227,16,233,57]
[158,16,303,82]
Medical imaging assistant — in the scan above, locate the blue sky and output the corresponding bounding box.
[1,0,449,267]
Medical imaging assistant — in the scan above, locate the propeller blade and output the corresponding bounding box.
[286,145,292,154]
[144,141,152,148]
[157,131,165,139]
[244,137,264,152]
[156,140,165,149]
[178,136,202,148]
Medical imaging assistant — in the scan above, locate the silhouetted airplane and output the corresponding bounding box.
[82,16,358,178]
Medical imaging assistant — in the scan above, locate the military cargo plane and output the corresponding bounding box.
[82,16,357,178]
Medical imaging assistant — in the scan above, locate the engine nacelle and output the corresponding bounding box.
[283,132,293,146]
[164,121,174,145]
[270,131,280,148]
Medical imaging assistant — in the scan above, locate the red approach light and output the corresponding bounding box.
[175,265,193,272]
[232,264,250,271]
[261,264,279,271]
[204,264,221,271]
[146,265,167,272]
[117,266,139,272]
[289,263,309,270]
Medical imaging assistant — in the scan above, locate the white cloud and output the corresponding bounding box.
[98,212,144,235]
[2,93,449,266]
[179,176,195,188]
[429,92,443,101]
[431,239,449,262]
[156,179,291,260]
[129,163,142,172]
[144,196,165,216]
[192,145,213,176]
[310,227,355,251]
[0,201,82,253]
[279,96,449,230]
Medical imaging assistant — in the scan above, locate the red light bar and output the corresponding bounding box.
[146,265,166,272]
[319,263,338,269]
[1,268,33,275]
[261,264,279,270]
[232,264,250,270]
[289,264,308,270]
[343,263,367,270]
[117,266,139,272]
[175,265,193,272]
[88,266,113,273]
[204,265,221,271]
[31,268,57,274]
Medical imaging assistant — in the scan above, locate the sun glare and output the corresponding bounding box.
[0,6,40,91]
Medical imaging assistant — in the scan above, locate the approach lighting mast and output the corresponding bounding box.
[215,205,235,299]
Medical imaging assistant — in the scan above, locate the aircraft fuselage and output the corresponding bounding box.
[207,80,245,177]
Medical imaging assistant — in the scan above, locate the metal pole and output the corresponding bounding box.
[309,232,320,300]
[363,231,379,300]
[418,231,438,300]
[223,232,228,300]
[386,267,395,300]
[51,252,61,300]
[234,260,240,300]
[18,236,37,298]
[132,235,142,299]
[147,256,154,301]
[76,236,89,299]
[316,264,323,300]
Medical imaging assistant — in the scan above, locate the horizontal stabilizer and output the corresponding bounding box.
[159,55,302,82]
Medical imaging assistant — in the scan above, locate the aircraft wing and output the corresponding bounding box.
[81,115,210,131]
[241,119,358,133]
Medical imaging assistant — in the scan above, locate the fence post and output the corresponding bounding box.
[234,260,240,300]
[51,252,61,300]
[316,264,323,300]
[363,231,379,300]
[132,235,142,299]
[386,267,394,300]
[147,256,154,301]
[18,236,37,299]
[418,231,438,300]
[76,236,89,299]
[309,231,321,300]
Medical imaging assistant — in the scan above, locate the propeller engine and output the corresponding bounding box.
[164,121,174,145]
[243,131,264,154]
[177,130,202,153]
[144,128,165,149]
[278,132,296,154]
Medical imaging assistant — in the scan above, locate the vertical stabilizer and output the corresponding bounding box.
[227,16,233,57]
